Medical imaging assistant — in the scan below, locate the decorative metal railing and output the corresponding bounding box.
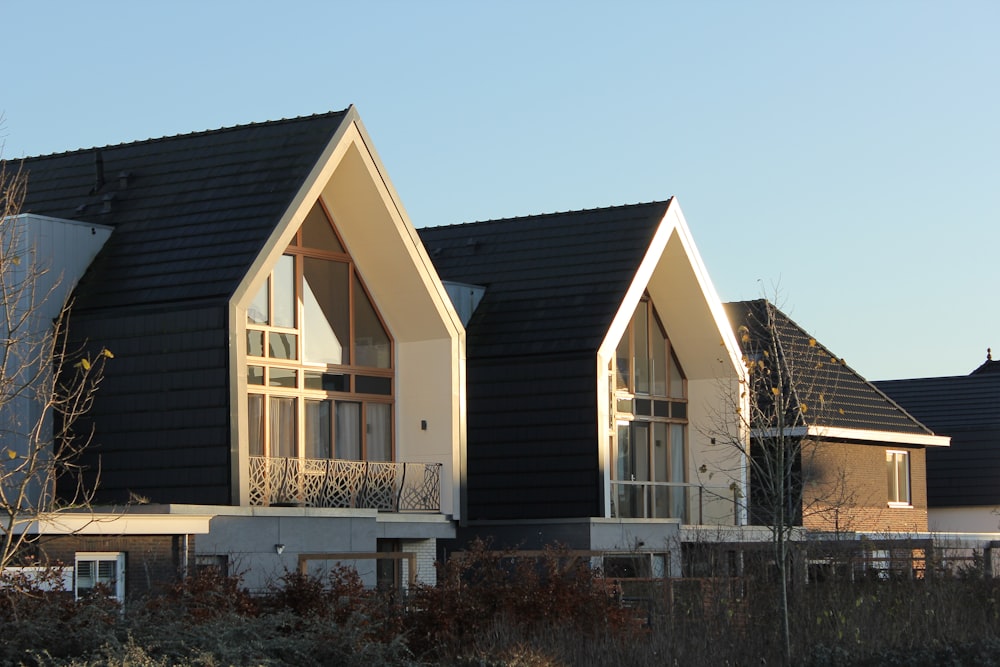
[610,480,704,524]
[248,457,442,512]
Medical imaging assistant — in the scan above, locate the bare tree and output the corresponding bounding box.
[705,297,858,664]
[0,156,111,571]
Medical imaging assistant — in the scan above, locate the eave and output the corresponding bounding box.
[751,425,951,447]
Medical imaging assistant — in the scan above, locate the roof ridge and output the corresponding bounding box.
[16,109,351,160]
[418,198,673,230]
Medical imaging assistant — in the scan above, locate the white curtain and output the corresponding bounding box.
[270,397,296,458]
[305,400,332,459]
[366,403,392,461]
[335,402,361,460]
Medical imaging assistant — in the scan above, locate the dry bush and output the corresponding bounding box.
[8,549,1000,666]
[405,539,637,662]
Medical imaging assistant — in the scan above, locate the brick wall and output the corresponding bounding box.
[34,534,193,599]
[802,439,928,533]
[404,538,438,586]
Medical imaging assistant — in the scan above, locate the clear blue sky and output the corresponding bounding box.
[3,1,998,380]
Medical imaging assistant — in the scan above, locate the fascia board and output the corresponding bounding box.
[329,118,465,339]
[751,425,950,447]
[598,202,677,359]
[661,200,745,375]
[17,513,214,535]
[230,107,358,310]
[807,425,951,447]
[598,198,743,376]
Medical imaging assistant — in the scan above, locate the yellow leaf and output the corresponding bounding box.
[838,408,845,415]
[101,348,115,359]
[771,387,781,396]
[7,449,16,460]
[78,358,91,371]
[808,338,817,347]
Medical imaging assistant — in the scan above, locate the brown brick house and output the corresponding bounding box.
[725,300,947,534]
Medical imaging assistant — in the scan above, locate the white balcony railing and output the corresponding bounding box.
[249,457,442,512]
[611,480,704,524]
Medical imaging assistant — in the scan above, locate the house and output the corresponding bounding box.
[418,199,748,569]
[725,300,949,534]
[876,354,1000,533]
[5,108,464,594]
[11,107,943,595]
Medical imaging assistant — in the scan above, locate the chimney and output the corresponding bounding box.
[92,149,105,193]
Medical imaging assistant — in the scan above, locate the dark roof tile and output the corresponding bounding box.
[726,300,933,437]
[419,201,671,358]
[7,111,349,312]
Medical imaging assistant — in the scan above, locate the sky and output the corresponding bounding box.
[3,1,998,380]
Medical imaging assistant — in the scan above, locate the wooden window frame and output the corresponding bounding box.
[246,202,395,462]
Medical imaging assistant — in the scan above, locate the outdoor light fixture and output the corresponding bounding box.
[274,544,285,555]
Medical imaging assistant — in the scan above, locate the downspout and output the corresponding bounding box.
[181,534,190,577]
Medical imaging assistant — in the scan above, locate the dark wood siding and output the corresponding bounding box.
[420,203,672,522]
[466,351,600,520]
[65,304,231,505]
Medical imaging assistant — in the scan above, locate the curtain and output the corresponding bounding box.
[305,400,332,459]
[248,394,264,456]
[336,402,361,460]
[366,403,392,461]
[270,397,296,458]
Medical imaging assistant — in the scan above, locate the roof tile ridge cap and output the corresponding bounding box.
[19,109,352,160]
[418,198,675,230]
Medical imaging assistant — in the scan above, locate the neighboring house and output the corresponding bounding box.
[876,354,1000,533]
[7,108,464,593]
[419,199,747,568]
[725,300,949,534]
[1,213,111,508]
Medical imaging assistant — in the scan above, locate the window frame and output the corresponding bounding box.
[611,297,689,519]
[886,449,912,508]
[245,201,395,462]
[74,551,125,602]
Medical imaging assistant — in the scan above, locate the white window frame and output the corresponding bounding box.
[886,450,912,508]
[74,551,125,602]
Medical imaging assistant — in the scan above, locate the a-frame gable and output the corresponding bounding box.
[597,198,746,525]
[600,199,743,380]
[230,109,465,517]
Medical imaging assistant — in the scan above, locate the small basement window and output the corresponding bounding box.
[75,552,125,602]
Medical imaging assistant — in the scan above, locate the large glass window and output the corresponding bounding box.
[612,297,687,519]
[246,201,393,462]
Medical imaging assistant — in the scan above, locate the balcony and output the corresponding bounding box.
[249,457,442,512]
[611,480,704,524]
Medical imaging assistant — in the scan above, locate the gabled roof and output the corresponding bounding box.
[9,111,349,312]
[876,370,1000,507]
[726,300,943,444]
[417,201,671,358]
